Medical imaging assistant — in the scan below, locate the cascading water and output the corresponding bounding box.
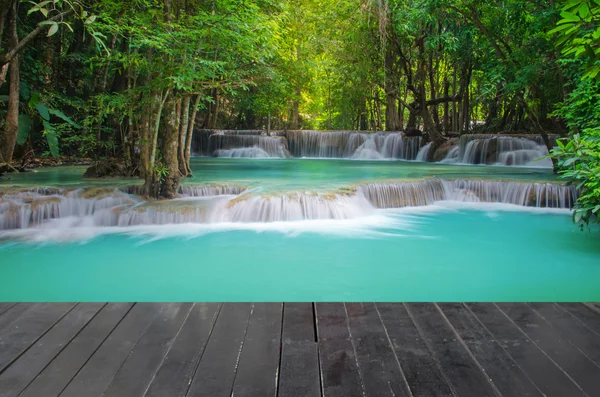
[0,179,577,231]
[209,135,290,158]
[442,135,553,167]
[416,142,432,162]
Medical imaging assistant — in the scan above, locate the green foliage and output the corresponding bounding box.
[550,129,600,226]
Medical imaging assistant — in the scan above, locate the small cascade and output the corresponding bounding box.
[208,135,290,158]
[442,135,554,167]
[441,179,576,208]
[216,147,272,158]
[358,179,576,209]
[416,142,432,162]
[179,184,245,196]
[352,133,422,160]
[274,130,421,159]
[192,129,269,156]
[0,179,577,231]
[358,179,446,208]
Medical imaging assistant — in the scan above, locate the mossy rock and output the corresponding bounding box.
[432,138,459,162]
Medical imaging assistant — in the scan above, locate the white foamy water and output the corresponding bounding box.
[0,178,577,242]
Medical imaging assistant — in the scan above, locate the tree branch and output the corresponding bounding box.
[1,9,75,65]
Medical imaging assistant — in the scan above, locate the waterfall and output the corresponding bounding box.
[359,179,576,209]
[442,135,554,167]
[274,130,421,159]
[416,142,432,162]
[208,135,290,158]
[0,179,577,230]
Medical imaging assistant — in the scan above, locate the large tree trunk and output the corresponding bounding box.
[1,0,19,163]
[142,90,169,197]
[184,95,201,175]
[178,95,191,175]
[160,95,180,198]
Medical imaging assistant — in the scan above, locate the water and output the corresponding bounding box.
[1,158,598,301]
[0,207,598,301]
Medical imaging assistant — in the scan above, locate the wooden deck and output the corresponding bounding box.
[1,303,600,397]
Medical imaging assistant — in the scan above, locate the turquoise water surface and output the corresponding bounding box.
[1,206,598,301]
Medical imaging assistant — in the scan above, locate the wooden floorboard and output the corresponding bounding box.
[438,303,544,397]
[102,303,194,397]
[315,303,364,397]
[0,303,76,374]
[59,303,164,397]
[18,303,133,397]
[497,303,600,396]
[345,302,411,397]
[278,341,321,397]
[0,303,104,397]
[0,303,17,318]
[231,303,283,397]
[144,303,221,397]
[467,303,587,397]
[0,302,598,397]
[282,303,315,343]
[406,303,500,397]
[185,302,253,397]
[376,303,453,397]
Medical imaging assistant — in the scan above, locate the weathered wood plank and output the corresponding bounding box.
[0,304,16,317]
[439,303,543,397]
[232,303,283,397]
[529,303,600,366]
[0,303,104,397]
[282,303,314,343]
[18,303,133,397]
[144,303,221,397]
[467,303,586,397]
[375,303,453,397]
[406,303,500,397]
[186,303,253,397]
[59,303,164,397]
[345,303,411,397]
[560,303,600,339]
[102,303,194,397]
[315,303,364,397]
[497,303,600,395]
[0,303,41,334]
[0,303,75,373]
[278,341,320,397]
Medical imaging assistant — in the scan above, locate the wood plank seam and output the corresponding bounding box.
[11,303,108,397]
[342,303,369,397]
[491,303,590,397]
[140,303,197,397]
[311,303,318,343]
[0,303,78,376]
[558,304,600,339]
[0,304,17,318]
[52,303,135,397]
[275,303,286,397]
[433,303,503,397]
[373,303,415,397]
[182,303,224,397]
[402,303,459,397]
[526,303,600,371]
[226,303,255,396]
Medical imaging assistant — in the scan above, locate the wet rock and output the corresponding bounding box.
[432,138,459,162]
[84,160,126,178]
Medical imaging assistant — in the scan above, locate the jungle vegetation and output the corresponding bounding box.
[0,0,598,223]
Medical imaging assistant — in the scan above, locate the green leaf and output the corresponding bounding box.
[17,114,32,145]
[43,121,59,158]
[19,81,31,100]
[0,95,9,102]
[48,108,82,128]
[47,22,59,37]
[560,11,581,22]
[35,103,50,120]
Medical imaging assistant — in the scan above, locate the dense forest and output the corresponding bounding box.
[0,0,598,220]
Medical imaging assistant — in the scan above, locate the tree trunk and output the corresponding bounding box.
[184,95,200,175]
[1,0,19,163]
[208,89,219,129]
[290,85,300,129]
[178,95,191,175]
[160,95,180,198]
[443,79,449,133]
[142,89,169,197]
